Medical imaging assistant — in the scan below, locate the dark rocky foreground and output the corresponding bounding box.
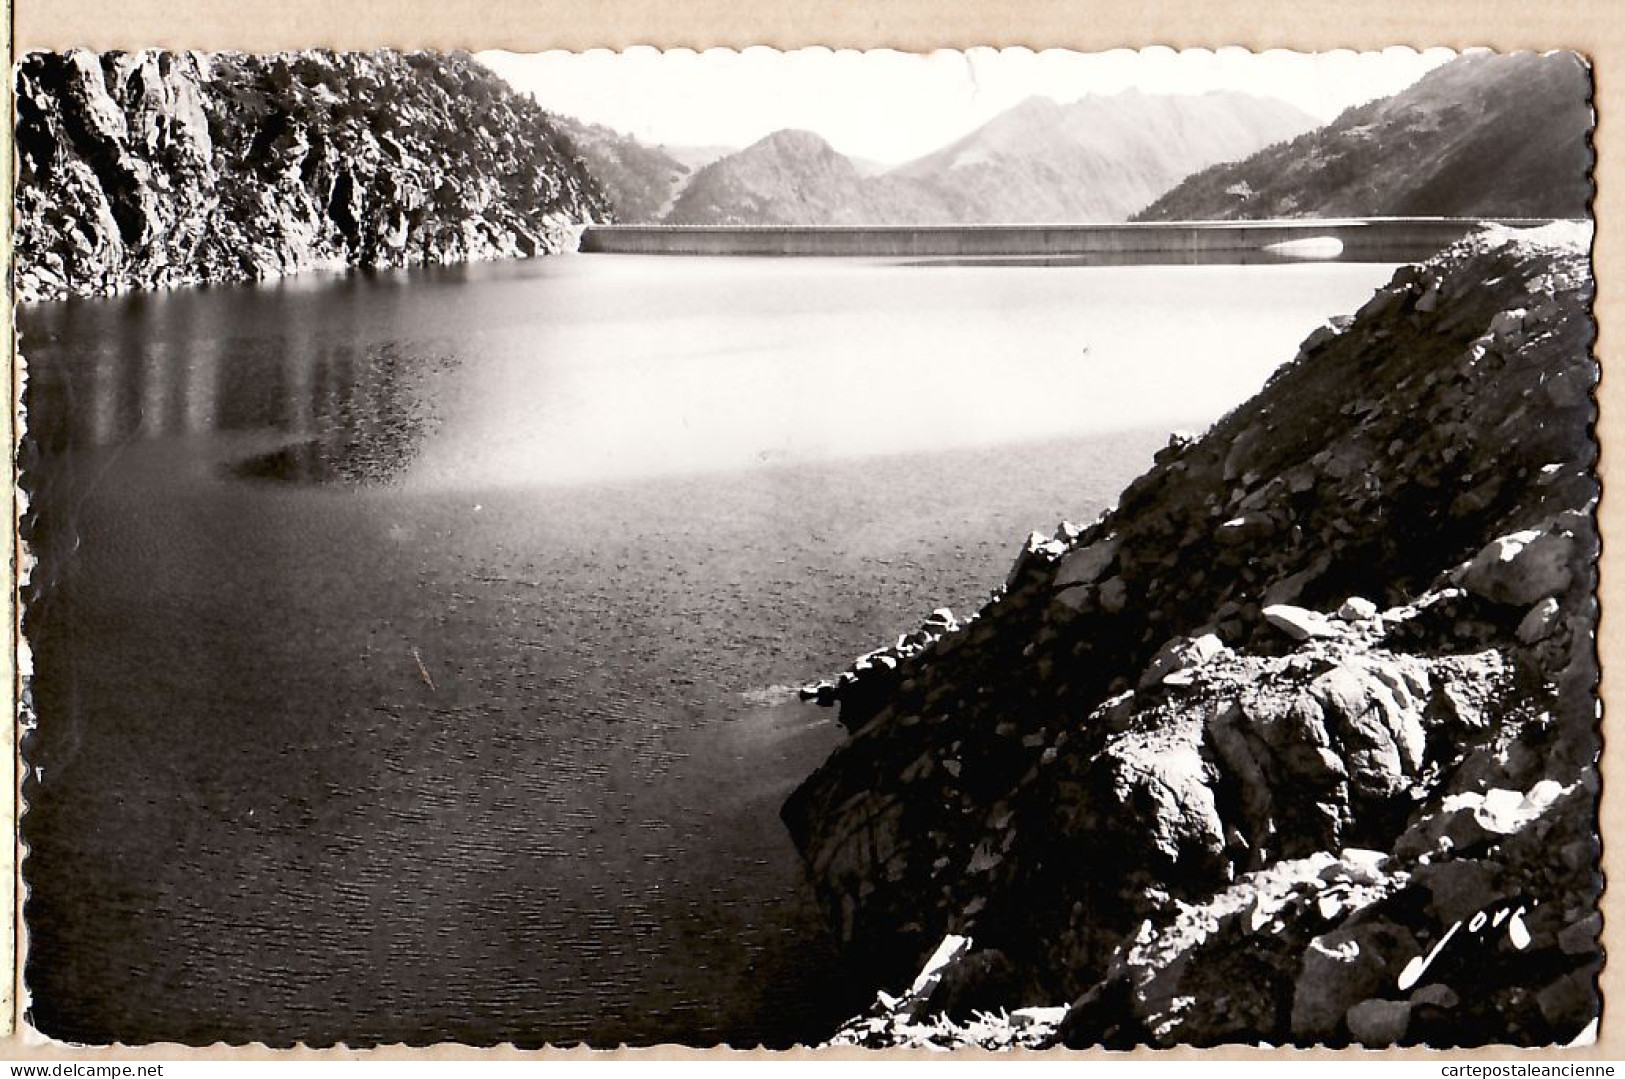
[14,50,612,302]
[784,224,1599,1049]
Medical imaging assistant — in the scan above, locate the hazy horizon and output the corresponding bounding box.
[479,46,1458,165]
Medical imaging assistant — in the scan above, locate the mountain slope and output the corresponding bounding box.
[783,224,1598,1048]
[895,90,1316,222]
[15,50,613,301]
[1137,51,1593,221]
[548,114,731,222]
[663,91,1316,227]
[663,129,952,226]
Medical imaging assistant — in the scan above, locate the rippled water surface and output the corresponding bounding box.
[18,253,1399,1046]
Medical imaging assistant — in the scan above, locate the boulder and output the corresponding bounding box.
[904,934,973,1004]
[1264,604,1341,641]
[1307,658,1428,798]
[1291,922,1421,1040]
[1459,527,1576,606]
[1139,632,1226,689]
[1410,984,1461,1009]
[1097,577,1129,614]
[1007,531,1070,588]
[1557,912,1602,956]
[1414,858,1502,924]
[1488,307,1528,339]
[1337,596,1380,622]
[1396,781,1570,859]
[1054,536,1121,590]
[1346,998,1412,1045]
[1535,967,1598,1031]
[1516,597,1561,643]
[1216,512,1275,546]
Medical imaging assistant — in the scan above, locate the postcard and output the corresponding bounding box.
[9,36,1603,1053]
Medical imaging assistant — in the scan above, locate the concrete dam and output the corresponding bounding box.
[578,218,1557,263]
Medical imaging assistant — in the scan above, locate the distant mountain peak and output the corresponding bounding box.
[608,86,1322,226]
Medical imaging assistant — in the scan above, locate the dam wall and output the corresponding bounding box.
[578,219,1557,260]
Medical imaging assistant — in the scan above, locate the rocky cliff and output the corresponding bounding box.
[784,223,1598,1049]
[1138,51,1592,222]
[14,50,613,302]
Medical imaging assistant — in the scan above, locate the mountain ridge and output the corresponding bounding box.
[640,89,1318,226]
[1137,51,1592,221]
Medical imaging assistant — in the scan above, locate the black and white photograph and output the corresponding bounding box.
[10,35,1602,1053]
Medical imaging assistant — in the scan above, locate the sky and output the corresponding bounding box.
[478,46,1459,165]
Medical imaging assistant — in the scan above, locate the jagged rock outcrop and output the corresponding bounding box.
[15,49,613,302]
[784,223,1598,1049]
[1137,50,1593,222]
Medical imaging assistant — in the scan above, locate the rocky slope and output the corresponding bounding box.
[783,223,1598,1048]
[1138,51,1592,222]
[547,113,730,223]
[663,92,1314,227]
[15,50,613,302]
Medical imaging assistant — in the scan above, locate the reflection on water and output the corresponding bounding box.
[18,254,1402,1047]
[25,298,448,486]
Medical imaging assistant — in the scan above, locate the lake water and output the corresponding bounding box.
[17,253,1400,1047]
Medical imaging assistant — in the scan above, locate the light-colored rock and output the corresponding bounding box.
[906,933,973,999]
[1309,659,1427,796]
[1337,596,1380,622]
[1139,632,1226,689]
[1397,781,1571,858]
[1007,531,1069,588]
[1264,604,1341,641]
[1336,848,1390,886]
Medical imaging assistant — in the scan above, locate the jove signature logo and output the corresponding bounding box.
[1398,899,1534,992]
